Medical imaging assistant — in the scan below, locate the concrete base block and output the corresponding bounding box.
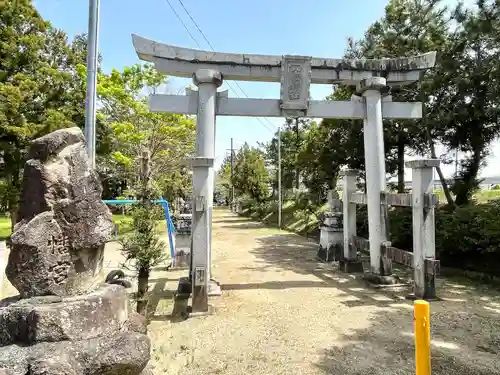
[171,250,190,270]
[208,279,222,296]
[317,244,343,263]
[188,304,216,318]
[176,276,191,296]
[316,245,334,263]
[339,259,364,273]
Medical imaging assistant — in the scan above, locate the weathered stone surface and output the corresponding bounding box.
[122,312,148,335]
[0,128,151,374]
[28,356,80,375]
[0,284,128,346]
[0,331,150,375]
[6,127,113,297]
[89,332,150,375]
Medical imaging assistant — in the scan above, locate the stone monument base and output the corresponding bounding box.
[339,259,365,273]
[171,233,191,270]
[0,284,151,375]
[317,244,339,263]
[172,249,191,270]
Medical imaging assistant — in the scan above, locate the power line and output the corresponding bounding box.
[172,0,276,134]
[175,1,250,100]
[176,0,215,51]
[164,0,202,49]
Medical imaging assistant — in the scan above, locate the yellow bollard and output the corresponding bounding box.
[414,300,431,375]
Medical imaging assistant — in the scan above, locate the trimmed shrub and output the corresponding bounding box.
[356,201,500,276]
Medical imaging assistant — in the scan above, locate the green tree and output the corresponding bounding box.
[93,63,196,200]
[233,143,269,202]
[95,64,195,314]
[342,0,451,193]
[346,0,500,205]
[0,0,88,228]
[120,151,165,315]
[216,154,233,203]
[426,0,500,205]
[260,119,312,197]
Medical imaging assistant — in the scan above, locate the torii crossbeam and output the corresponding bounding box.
[132,33,437,314]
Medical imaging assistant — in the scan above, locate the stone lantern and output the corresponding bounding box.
[317,190,343,262]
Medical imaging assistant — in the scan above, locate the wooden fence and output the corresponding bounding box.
[341,159,441,299]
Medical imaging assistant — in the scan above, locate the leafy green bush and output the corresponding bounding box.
[356,201,500,275]
[436,201,500,274]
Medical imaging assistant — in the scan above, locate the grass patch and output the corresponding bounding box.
[0,214,166,241]
[238,199,322,238]
[433,188,500,203]
[112,214,134,236]
[0,216,10,241]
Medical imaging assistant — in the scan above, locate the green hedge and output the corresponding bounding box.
[240,198,500,277]
[349,202,500,276]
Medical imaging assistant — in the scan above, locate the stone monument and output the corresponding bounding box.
[317,190,343,262]
[0,128,151,374]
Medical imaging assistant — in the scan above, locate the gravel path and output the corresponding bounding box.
[147,209,500,375]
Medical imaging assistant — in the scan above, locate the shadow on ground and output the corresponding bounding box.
[212,218,250,224]
[219,222,267,230]
[137,276,181,323]
[248,232,500,375]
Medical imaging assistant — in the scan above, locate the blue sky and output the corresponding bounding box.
[34,0,498,178]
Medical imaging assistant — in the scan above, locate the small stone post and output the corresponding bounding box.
[190,69,222,313]
[357,77,393,280]
[339,169,364,272]
[406,159,440,299]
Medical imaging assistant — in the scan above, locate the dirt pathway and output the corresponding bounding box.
[147,209,500,375]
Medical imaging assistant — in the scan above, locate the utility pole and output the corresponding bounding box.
[230,137,235,211]
[278,126,282,229]
[85,0,100,168]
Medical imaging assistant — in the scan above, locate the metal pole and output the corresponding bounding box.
[278,126,282,229]
[230,137,234,211]
[85,0,100,168]
[414,300,431,375]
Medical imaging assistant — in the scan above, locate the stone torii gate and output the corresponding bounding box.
[132,34,437,314]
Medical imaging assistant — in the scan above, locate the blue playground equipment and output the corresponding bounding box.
[102,199,176,260]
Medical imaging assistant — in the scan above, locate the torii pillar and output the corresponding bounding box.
[189,69,223,312]
[358,77,393,281]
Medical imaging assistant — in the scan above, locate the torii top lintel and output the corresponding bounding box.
[132,34,436,87]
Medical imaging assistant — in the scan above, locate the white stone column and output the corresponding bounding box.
[357,77,392,277]
[191,69,222,313]
[406,159,440,299]
[341,170,358,260]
